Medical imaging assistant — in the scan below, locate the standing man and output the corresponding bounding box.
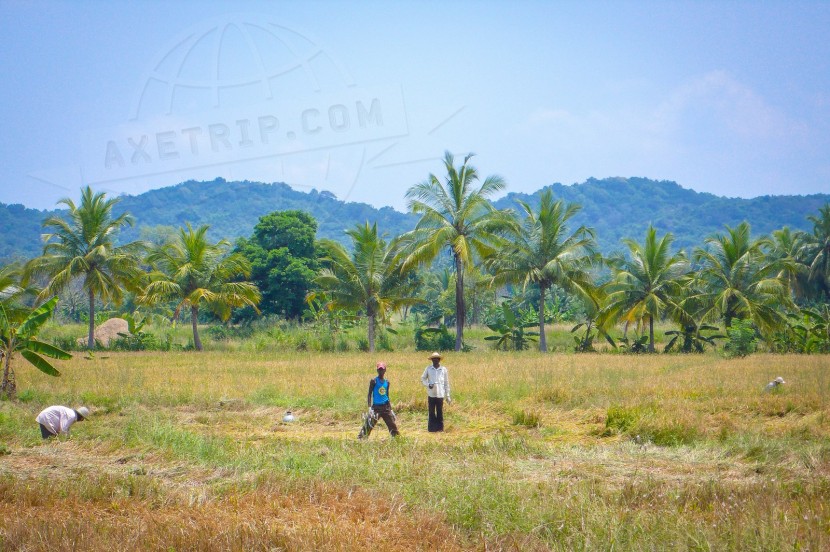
[36,405,89,439]
[358,362,400,439]
[421,352,451,432]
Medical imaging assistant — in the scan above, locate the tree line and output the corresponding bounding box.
[2,152,829,397]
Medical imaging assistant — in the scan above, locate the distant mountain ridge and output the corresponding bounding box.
[494,177,830,253]
[1,177,827,262]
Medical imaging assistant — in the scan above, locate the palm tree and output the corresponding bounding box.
[139,224,260,351]
[487,191,598,351]
[803,204,830,299]
[769,226,811,301]
[1,296,72,399]
[602,226,689,352]
[313,222,420,352]
[692,222,791,336]
[403,151,513,351]
[24,186,143,349]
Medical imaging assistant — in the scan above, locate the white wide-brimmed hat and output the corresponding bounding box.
[428,352,442,360]
[76,406,90,420]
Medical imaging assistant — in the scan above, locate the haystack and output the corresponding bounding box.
[76,318,130,347]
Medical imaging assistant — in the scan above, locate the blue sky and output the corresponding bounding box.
[1,0,828,211]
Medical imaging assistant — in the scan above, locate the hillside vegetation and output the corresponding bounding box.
[2,176,827,262]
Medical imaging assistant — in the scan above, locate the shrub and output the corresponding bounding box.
[724,319,758,358]
[319,335,335,352]
[111,332,162,351]
[415,325,455,351]
[206,324,254,342]
[377,331,393,352]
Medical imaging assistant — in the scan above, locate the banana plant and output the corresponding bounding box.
[485,302,539,351]
[783,306,830,353]
[1,296,72,399]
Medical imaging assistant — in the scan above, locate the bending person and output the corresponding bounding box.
[36,405,89,439]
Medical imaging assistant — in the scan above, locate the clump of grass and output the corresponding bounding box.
[512,409,541,428]
[637,419,700,447]
[535,386,572,405]
[605,404,645,433]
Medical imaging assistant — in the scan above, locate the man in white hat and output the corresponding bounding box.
[35,405,89,439]
[421,352,451,432]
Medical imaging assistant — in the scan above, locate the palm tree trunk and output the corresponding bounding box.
[538,283,548,352]
[1,350,15,398]
[648,315,655,353]
[368,313,376,352]
[191,305,202,351]
[454,254,464,351]
[87,288,96,350]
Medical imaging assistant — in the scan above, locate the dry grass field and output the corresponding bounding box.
[1,351,828,550]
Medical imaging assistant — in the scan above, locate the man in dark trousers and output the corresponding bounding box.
[358,362,400,439]
[421,352,451,432]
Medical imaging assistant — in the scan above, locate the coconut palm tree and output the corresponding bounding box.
[803,203,830,299]
[602,226,689,352]
[692,222,791,336]
[24,186,143,349]
[769,226,811,301]
[402,151,513,351]
[313,222,420,352]
[139,224,260,351]
[487,190,598,352]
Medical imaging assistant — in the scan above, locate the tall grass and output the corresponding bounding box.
[1,351,828,550]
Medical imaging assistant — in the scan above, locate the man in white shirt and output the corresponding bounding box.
[35,405,89,439]
[420,352,451,432]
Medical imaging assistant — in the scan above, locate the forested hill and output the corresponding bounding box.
[1,176,827,262]
[111,179,418,246]
[494,177,829,254]
[0,179,418,261]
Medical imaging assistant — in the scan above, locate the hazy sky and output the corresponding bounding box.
[1,0,828,211]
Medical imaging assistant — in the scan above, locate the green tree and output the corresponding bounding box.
[570,282,614,352]
[769,226,811,301]
[139,224,261,351]
[803,203,830,299]
[693,222,791,336]
[410,268,455,326]
[235,210,319,319]
[313,222,419,352]
[403,151,513,351]
[487,191,597,352]
[603,226,689,352]
[1,296,72,399]
[24,186,143,349]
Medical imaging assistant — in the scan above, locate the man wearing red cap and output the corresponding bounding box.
[358,362,399,439]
